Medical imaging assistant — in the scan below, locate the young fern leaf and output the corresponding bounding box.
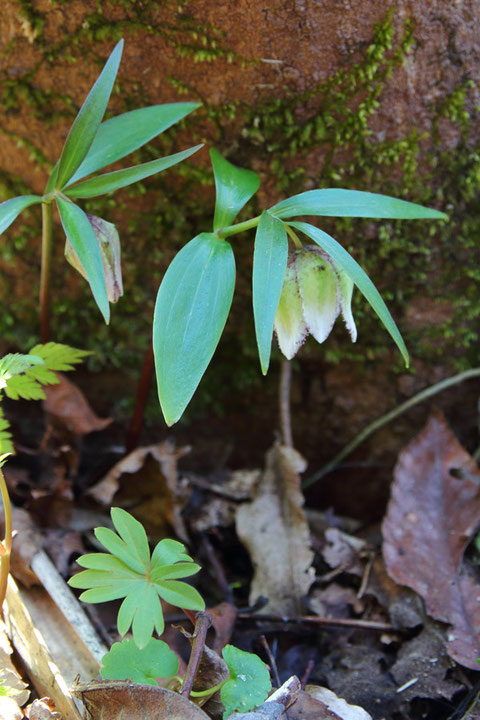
[69,508,205,649]
[0,408,14,461]
[0,354,44,387]
[27,343,91,384]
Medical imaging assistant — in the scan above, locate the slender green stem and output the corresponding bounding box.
[40,202,53,342]
[303,367,480,489]
[216,214,261,239]
[0,468,12,612]
[189,680,227,698]
[285,224,303,249]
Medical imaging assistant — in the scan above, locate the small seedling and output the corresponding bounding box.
[70,508,272,717]
[0,343,89,609]
[0,39,202,340]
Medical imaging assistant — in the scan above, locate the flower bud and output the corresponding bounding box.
[65,215,123,303]
[274,246,357,359]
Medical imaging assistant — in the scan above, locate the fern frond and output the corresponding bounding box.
[0,353,44,388]
[4,374,45,401]
[0,407,14,458]
[27,343,90,384]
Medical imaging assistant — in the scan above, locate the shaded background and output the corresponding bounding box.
[0,0,479,518]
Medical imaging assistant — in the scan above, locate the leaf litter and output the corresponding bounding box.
[4,392,480,719]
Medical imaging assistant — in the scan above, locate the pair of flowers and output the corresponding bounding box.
[70,220,355,359]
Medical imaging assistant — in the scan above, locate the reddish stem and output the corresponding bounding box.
[125,339,154,452]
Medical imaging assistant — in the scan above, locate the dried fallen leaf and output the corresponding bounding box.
[287,689,342,720]
[236,444,314,614]
[73,680,210,720]
[43,373,112,436]
[26,698,62,719]
[88,440,190,541]
[382,409,480,669]
[306,686,373,720]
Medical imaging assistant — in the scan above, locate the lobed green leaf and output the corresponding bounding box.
[154,580,205,611]
[153,233,236,426]
[289,221,409,366]
[100,638,179,685]
[152,538,194,567]
[65,145,203,198]
[210,148,260,230]
[4,375,45,401]
[0,196,42,235]
[252,211,288,375]
[111,507,151,572]
[150,562,201,582]
[56,197,110,323]
[269,188,448,220]
[68,102,201,185]
[56,40,123,188]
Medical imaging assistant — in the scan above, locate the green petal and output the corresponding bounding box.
[273,260,307,360]
[296,248,339,344]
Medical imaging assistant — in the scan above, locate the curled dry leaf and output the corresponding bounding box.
[305,686,372,720]
[382,409,480,669]
[43,373,112,436]
[236,444,314,614]
[72,681,210,720]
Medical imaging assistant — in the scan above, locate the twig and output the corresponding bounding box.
[180,611,212,698]
[300,659,315,689]
[279,360,293,447]
[260,635,281,688]
[125,339,154,452]
[304,367,480,488]
[240,613,393,631]
[201,535,233,602]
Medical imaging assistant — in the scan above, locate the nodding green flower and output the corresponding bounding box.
[274,246,357,359]
[65,215,123,303]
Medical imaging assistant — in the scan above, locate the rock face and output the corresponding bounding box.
[0,1,479,513]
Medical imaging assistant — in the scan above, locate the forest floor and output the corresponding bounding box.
[1,371,480,720]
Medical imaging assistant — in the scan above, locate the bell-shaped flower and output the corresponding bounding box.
[274,246,357,359]
[65,214,123,303]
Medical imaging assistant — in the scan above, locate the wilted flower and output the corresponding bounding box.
[274,246,357,359]
[65,214,123,303]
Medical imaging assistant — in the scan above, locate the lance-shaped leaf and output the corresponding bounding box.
[65,145,202,199]
[153,233,235,426]
[252,211,288,374]
[270,188,448,220]
[0,195,42,234]
[210,148,260,230]
[68,102,201,185]
[56,39,123,189]
[288,221,409,366]
[56,197,109,323]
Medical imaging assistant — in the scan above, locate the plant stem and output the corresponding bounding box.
[279,360,293,447]
[285,224,303,249]
[40,202,53,342]
[0,468,12,612]
[125,339,154,452]
[303,367,480,489]
[180,611,212,698]
[216,215,261,239]
[189,680,226,698]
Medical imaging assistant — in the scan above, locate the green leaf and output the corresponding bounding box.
[0,354,44,385]
[221,645,271,719]
[69,508,203,648]
[29,342,90,370]
[210,148,260,230]
[152,538,194,566]
[55,40,123,188]
[289,221,409,366]
[4,374,45,401]
[64,145,203,198]
[68,102,201,184]
[100,638,179,685]
[0,196,42,234]
[0,409,14,458]
[56,197,109,323]
[111,507,151,571]
[252,211,288,374]
[153,233,236,426]
[270,189,448,220]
